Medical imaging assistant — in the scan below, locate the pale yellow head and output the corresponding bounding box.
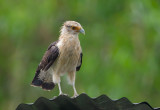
[60,21,85,35]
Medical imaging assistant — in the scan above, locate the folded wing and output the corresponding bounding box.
[31,41,59,90]
[76,53,83,71]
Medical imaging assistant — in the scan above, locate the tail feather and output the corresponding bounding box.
[31,70,55,90]
[31,78,55,90]
[42,83,55,90]
[31,79,43,87]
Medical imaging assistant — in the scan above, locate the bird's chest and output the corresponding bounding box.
[57,38,81,71]
[60,39,81,57]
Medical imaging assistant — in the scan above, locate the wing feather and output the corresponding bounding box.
[76,53,83,71]
[37,41,59,72]
[31,41,59,88]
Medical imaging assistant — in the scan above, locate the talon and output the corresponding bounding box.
[59,93,68,96]
[72,93,79,98]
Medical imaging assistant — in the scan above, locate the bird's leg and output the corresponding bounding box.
[58,81,68,96]
[73,79,78,98]
[53,73,65,96]
[58,82,63,95]
[68,71,78,98]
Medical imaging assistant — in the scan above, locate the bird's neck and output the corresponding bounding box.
[59,33,79,41]
[57,34,80,48]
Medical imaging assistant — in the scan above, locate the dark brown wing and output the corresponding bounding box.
[38,41,59,72]
[31,41,59,89]
[76,53,83,71]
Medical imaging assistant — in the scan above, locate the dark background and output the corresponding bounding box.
[0,0,160,109]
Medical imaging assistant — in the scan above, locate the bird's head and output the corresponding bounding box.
[60,21,85,36]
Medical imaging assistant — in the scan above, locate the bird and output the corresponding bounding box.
[31,21,85,97]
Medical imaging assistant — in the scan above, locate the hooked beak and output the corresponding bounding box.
[79,28,85,35]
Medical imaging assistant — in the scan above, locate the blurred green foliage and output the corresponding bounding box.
[0,0,160,109]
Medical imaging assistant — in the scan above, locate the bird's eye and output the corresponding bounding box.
[66,25,71,28]
[72,26,76,30]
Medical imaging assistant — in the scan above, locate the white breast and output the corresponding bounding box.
[54,36,81,74]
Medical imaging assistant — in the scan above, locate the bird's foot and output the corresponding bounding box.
[51,93,68,100]
[59,93,68,96]
[72,93,79,98]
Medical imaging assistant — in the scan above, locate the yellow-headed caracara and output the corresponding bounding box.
[31,21,85,97]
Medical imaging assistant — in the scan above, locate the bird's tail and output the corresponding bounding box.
[31,71,55,91]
